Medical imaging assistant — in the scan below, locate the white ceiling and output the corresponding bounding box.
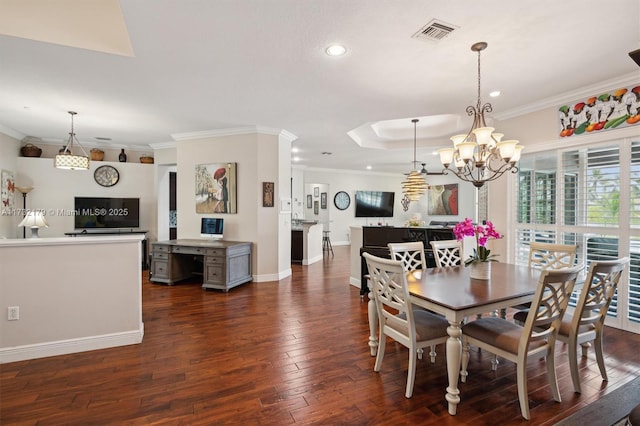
[0,0,639,173]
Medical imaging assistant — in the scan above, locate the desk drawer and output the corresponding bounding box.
[153,245,170,253]
[206,255,224,265]
[153,252,168,260]
[205,264,225,283]
[206,248,224,256]
[172,246,205,255]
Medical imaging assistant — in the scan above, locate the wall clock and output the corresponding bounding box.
[334,191,350,210]
[94,165,120,187]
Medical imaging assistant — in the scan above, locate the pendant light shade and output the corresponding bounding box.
[54,111,90,170]
[401,119,429,202]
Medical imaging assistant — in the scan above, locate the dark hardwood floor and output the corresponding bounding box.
[2,245,640,425]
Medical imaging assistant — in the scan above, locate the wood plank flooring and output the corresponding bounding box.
[2,245,640,425]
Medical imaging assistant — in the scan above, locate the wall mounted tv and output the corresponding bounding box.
[74,197,140,229]
[354,191,395,218]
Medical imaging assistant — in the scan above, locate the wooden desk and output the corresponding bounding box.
[366,262,541,415]
[150,239,252,291]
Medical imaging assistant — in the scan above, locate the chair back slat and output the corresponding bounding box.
[388,242,427,271]
[430,240,462,267]
[528,242,577,270]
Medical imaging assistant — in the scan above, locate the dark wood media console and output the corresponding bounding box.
[359,226,455,295]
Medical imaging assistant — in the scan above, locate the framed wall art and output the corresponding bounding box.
[314,187,319,197]
[320,192,327,209]
[1,169,15,209]
[307,194,312,209]
[428,184,458,216]
[314,200,319,215]
[195,163,237,214]
[263,182,274,207]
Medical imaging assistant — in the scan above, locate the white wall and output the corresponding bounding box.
[175,130,291,281]
[299,168,476,246]
[15,157,156,240]
[0,133,20,238]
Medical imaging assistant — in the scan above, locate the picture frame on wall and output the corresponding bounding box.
[1,169,15,209]
[320,192,327,209]
[195,162,237,214]
[314,187,319,197]
[307,194,312,209]
[314,200,319,215]
[428,183,459,216]
[262,182,274,207]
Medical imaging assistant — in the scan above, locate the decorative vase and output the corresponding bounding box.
[469,261,491,280]
[119,149,127,162]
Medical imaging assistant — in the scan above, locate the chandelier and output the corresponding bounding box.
[401,118,429,202]
[54,111,90,170]
[437,42,523,188]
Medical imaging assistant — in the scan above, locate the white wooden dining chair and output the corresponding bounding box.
[363,252,449,398]
[388,241,427,271]
[430,239,462,267]
[557,257,629,393]
[513,242,578,325]
[460,265,581,420]
[387,241,434,360]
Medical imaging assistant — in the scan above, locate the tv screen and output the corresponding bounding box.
[201,217,224,239]
[74,197,140,229]
[355,191,395,218]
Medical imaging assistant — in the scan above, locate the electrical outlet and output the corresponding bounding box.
[8,306,19,321]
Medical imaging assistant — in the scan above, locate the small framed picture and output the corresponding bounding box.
[314,200,319,215]
[307,194,312,208]
[262,182,274,207]
[320,192,327,209]
[314,187,319,197]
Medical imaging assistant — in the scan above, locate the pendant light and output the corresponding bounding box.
[401,119,429,202]
[54,111,90,170]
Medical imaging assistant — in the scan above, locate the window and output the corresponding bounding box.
[514,139,640,332]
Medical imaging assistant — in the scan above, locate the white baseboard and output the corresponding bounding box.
[0,325,144,364]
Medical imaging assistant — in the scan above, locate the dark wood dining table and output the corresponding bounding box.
[366,262,542,416]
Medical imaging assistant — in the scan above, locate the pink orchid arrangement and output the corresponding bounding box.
[453,218,503,266]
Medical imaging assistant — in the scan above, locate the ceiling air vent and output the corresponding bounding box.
[412,19,458,42]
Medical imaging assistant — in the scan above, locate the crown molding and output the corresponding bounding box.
[494,72,640,121]
[0,124,25,140]
[172,125,297,141]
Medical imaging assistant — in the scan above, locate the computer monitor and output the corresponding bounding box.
[200,217,224,239]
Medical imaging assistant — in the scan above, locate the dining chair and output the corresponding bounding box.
[388,241,427,270]
[512,241,578,325]
[430,239,462,267]
[460,265,582,420]
[388,241,435,360]
[363,252,449,398]
[557,257,629,393]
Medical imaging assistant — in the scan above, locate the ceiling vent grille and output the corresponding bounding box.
[412,19,458,42]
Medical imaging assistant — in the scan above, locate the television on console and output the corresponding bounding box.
[201,217,224,239]
[354,191,395,218]
[74,197,140,229]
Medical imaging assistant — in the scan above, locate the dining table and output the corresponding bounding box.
[366,261,542,416]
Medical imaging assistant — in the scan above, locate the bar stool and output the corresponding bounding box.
[322,230,334,257]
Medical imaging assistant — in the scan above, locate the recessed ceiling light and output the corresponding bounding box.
[293,156,301,162]
[366,165,372,170]
[489,90,501,97]
[291,147,299,153]
[325,44,347,56]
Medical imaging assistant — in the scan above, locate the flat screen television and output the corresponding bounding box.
[354,191,395,218]
[201,217,224,239]
[74,197,140,229]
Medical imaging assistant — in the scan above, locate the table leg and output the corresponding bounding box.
[445,321,462,415]
[368,288,378,356]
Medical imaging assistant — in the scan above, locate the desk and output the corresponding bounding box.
[150,239,252,291]
[366,262,541,415]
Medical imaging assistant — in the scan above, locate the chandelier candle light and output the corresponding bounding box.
[438,42,523,188]
[453,218,502,280]
[54,111,90,170]
[401,119,429,202]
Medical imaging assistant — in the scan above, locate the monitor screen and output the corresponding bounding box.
[201,217,224,239]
